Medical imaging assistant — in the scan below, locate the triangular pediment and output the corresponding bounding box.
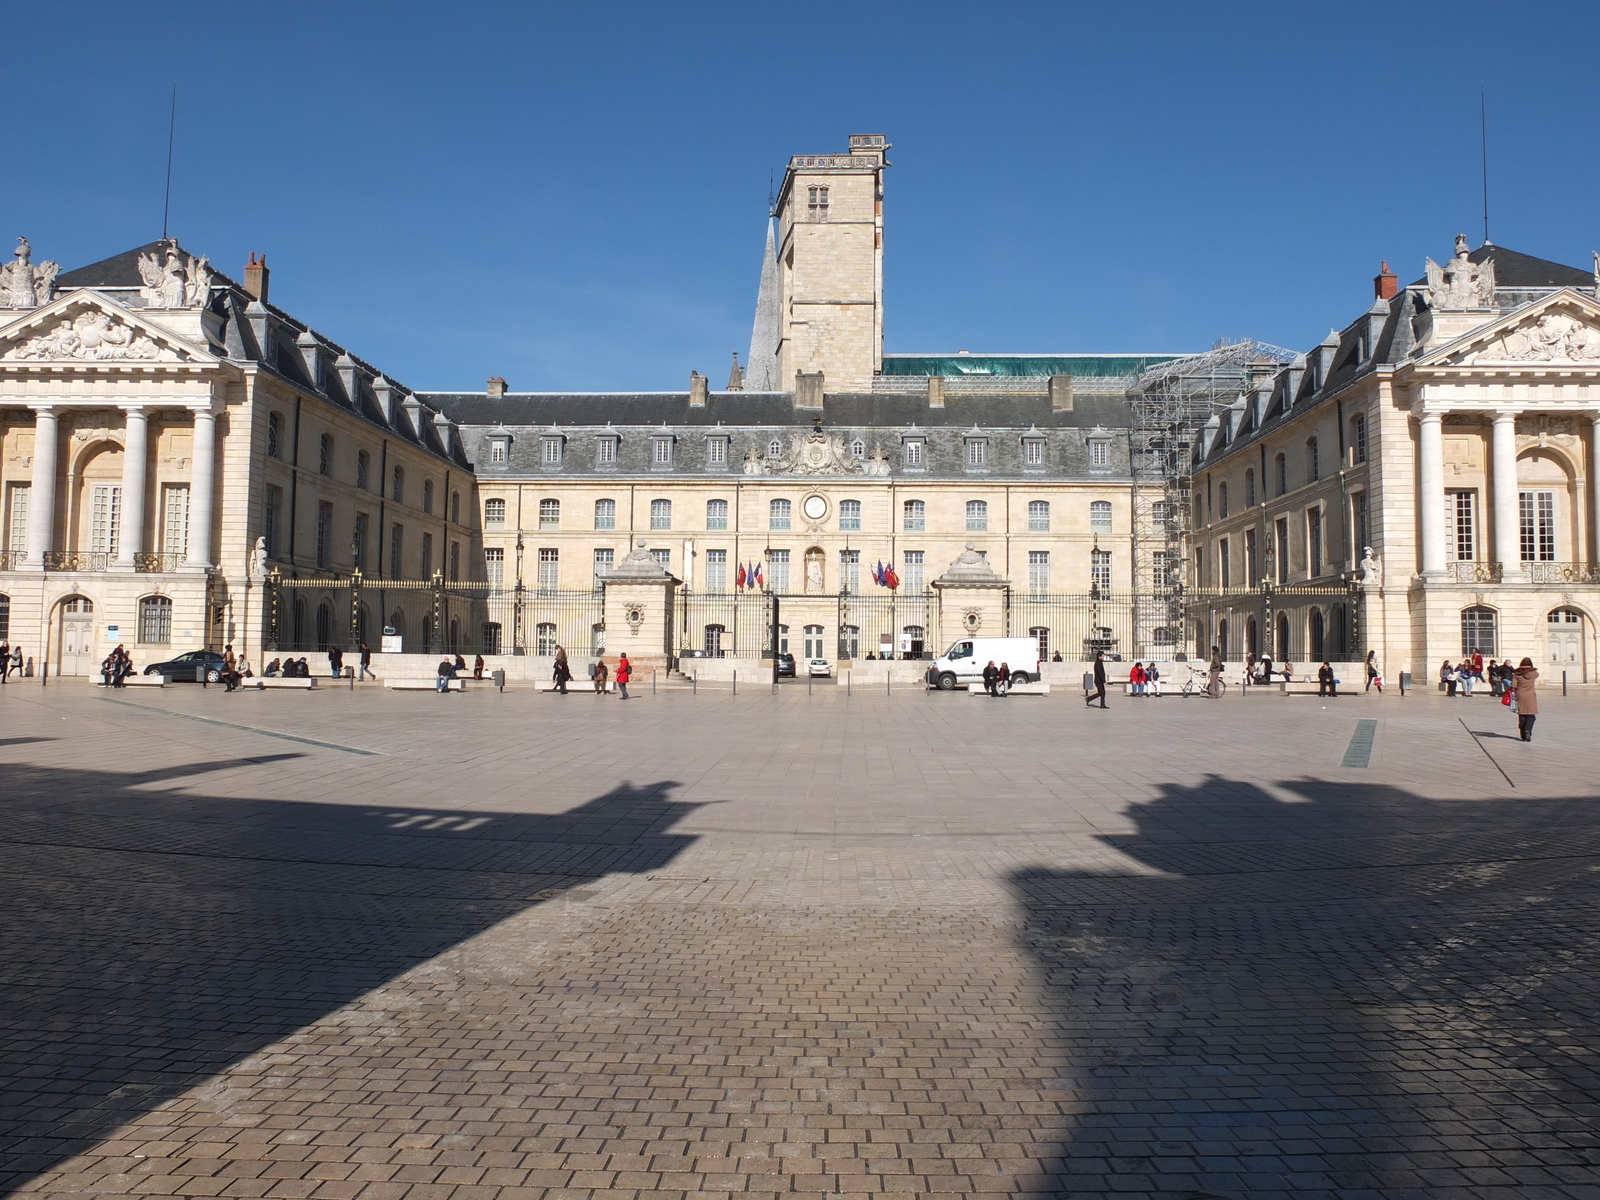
[0,289,217,366]
[1419,288,1600,368]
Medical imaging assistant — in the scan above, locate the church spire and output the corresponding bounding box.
[745,216,780,391]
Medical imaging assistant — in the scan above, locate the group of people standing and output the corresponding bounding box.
[548,646,632,698]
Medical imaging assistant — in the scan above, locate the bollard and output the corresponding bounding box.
[846,670,851,697]
[652,668,657,695]
[41,661,47,688]
[1399,670,1411,696]
[693,669,697,695]
[1563,670,1568,697]
[808,675,812,696]
[886,672,891,696]
[732,669,737,696]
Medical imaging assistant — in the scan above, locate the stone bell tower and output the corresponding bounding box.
[769,134,889,394]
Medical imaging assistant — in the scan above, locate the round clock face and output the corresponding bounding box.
[802,495,828,521]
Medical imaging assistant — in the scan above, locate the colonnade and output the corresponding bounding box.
[20,403,216,571]
[1416,406,1600,578]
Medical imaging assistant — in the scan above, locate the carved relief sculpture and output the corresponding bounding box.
[0,237,59,308]
[768,427,864,475]
[6,311,162,361]
[863,444,891,477]
[742,445,764,475]
[137,239,212,308]
[1482,312,1600,362]
[1424,234,1496,309]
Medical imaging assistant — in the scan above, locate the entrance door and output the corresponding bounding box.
[803,624,824,660]
[57,596,95,676]
[1547,609,1586,681]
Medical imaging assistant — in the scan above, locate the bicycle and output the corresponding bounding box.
[1179,666,1226,697]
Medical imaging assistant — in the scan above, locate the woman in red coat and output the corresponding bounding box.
[614,653,631,700]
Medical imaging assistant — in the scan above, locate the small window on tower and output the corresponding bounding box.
[808,185,830,211]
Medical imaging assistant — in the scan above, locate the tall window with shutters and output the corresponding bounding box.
[537,548,558,594]
[315,502,332,569]
[1519,491,1556,561]
[1090,549,1111,593]
[706,549,727,592]
[1028,551,1049,595]
[485,548,504,588]
[902,551,924,594]
[162,485,189,558]
[5,484,28,554]
[90,485,122,558]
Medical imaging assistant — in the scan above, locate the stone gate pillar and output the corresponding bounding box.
[601,540,679,673]
[930,543,1011,648]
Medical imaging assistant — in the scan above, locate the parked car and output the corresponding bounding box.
[144,649,228,683]
[774,653,796,678]
[807,658,833,678]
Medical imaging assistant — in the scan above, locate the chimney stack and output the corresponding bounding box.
[1373,260,1398,300]
[689,371,709,407]
[926,375,945,408]
[1049,374,1075,412]
[243,253,269,303]
[486,376,507,398]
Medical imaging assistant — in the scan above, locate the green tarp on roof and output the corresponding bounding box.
[880,353,1185,378]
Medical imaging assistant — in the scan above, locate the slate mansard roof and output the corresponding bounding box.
[1196,243,1600,468]
[53,242,471,469]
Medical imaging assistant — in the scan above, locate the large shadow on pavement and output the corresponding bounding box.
[1011,775,1600,1198]
[0,755,697,1193]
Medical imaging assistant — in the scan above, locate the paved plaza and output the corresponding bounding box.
[2,677,1599,1200]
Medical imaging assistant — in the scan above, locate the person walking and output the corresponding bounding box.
[1440,658,1457,697]
[1208,645,1223,698]
[8,645,23,680]
[592,658,609,695]
[329,645,345,679]
[552,646,571,695]
[1511,658,1539,741]
[614,653,631,700]
[0,639,8,684]
[1317,661,1337,697]
[1087,650,1108,709]
[982,660,998,697]
[1365,650,1382,693]
[357,641,377,682]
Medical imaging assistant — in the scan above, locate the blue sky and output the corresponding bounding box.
[11,1,1600,391]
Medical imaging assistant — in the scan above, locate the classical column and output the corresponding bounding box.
[1491,410,1524,580]
[1590,413,1600,564]
[115,406,149,569]
[23,406,58,568]
[1417,410,1446,577]
[185,406,216,570]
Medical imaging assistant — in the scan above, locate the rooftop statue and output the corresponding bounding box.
[1424,234,1495,309]
[0,237,59,308]
[137,239,212,308]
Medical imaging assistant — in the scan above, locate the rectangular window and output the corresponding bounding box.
[1090,549,1111,593]
[1089,440,1109,468]
[1275,518,1289,585]
[1028,550,1049,594]
[597,438,617,465]
[390,523,403,579]
[484,497,507,529]
[420,531,433,577]
[314,500,331,569]
[840,549,860,592]
[902,551,924,594]
[1307,508,1323,577]
[542,438,563,466]
[1025,439,1044,466]
[1153,550,1174,589]
[706,548,727,592]
[594,548,613,589]
[903,500,925,531]
[1307,439,1320,482]
[594,498,616,530]
[354,512,369,573]
[652,438,673,466]
[490,439,507,463]
[650,548,671,569]
[650,499,671,530]
[1519,491,1556,561]
[161,484,189,558]
[1353,491,1369,556]
[537,548,558,593]
[708,438,727,466]
[1089,500,1111,531]
[839,499,861,531]
[449,540,460,582]
[1244,528,1258,585]
[769,499,791,530]
[1220,538,1231,587]
[6,483,29,553]
[1447,490,1477,561]
[539,498,560,529]
[706,499,728,530]
[966,440,986,468]
[966,500,987,532]
[485,547,504,588]
[768,549,790,592]
[904,440,924,468]
[1352,414,1367,464]
[1028,500,1050,532]
[89,484,123,557]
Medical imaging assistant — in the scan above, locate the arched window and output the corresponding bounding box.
[837,624,859,660]
[1028,500,1050,532]
[703,623,726,656]
[481,622,502,654]
[767,438,783,458]
[1309,607,1325,660]
[137,595,172,644]
[769,498,791,530]
[650,499,671,530]
[535,622,557,656]
[484,498,506,528]
[0,591,8,641]
[318,434,331,476]
[1306,437,1320,482]
[539,498,560,528]
[706,499,729,529]
[1089,500,1110,530]
[448,618,461,652]
[839,499,861,531]
[293,597,307,649]
[451,491,461,524]
[356,450,370,490]
[1218,482,1229,519]
[1461,605,1497,656]
[1244,468,1256,506]
[391,466,404,502]
[966,500,988,532]
[903,500,925,531]
[1276,611,1290,659]
[422,479,434,515]
[850,438,865,459]
[594,498,616,530]
[316,602,333,651]
[1328,603,1347,658]
[267,412,282,458]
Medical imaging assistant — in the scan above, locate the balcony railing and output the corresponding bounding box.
[43,551,110,572]
[1527,561,1600,584]
[134,552,186,573]
[1447,560,1503,583]
[1,550,24,570]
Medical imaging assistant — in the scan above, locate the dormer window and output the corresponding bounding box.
[850,438,865,460]
[707,436,729,467]
[1087,437,1111,470]
[488,437,508,464]
[964,435,988,470]
[596,434,619,467]
[767,438,783,458]
[902,435,925,470]
[541,434,565,467]
[1022,432,1046,468]
[651,433,675,468]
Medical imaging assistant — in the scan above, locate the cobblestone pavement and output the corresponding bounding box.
[2,678,1599,1200]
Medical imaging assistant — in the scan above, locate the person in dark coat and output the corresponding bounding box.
[328,646,344,678]
[1512,658,1540,742]
[982,661,999,697]
[1317,661,1337,697]
[358,641,376,682]
[1087,651,1108,709]
[552,645,572,695]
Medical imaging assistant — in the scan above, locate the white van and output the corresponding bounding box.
[926,637,1042,690]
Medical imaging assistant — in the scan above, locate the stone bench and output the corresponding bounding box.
[385,677,467,691]
[539,679,612,692]
[967,682,1050,696]
[252,677,319,690]
[98,675,166,687]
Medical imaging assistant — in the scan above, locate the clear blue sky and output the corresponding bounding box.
[12,1,1600,391]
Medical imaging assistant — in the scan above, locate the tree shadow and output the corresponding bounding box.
[1011,775,1600,1199]
[0,755,698,1193]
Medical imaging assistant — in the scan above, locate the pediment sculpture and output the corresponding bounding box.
[4,310,165,362]
[1424,234,1495,309]
[1476,311,1600,363]
[863,444,891,477]
[138,239,212,308]
[767,427,864,475]
[0,237,59,308]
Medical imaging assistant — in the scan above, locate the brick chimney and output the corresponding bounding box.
[486,376,507,398]
[243,253,269,303]
[1373,260,1398,300]
[689,371,709,407]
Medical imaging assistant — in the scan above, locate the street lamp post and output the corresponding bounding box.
[512,534,526,655]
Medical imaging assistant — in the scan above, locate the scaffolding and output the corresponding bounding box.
[1126,339,1297,658]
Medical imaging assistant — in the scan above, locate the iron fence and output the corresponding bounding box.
[677,591,774,658]
[836,591,937,659]
[1184,581,1362,663]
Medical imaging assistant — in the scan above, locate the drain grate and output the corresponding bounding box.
[1341,717,1377,767]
